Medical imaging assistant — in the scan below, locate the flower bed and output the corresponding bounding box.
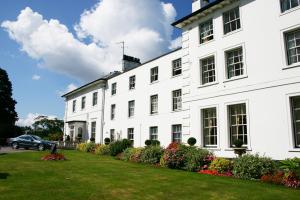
[41,153,66,161]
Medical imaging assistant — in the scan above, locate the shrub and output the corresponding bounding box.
[90,137,95,143]
[84,142,97,152]
[233,139,243,148]
[280,157,300,178]
[76,143,86,151]
[187,137,197,146]
[65,135,70,142]
[233,154,276,179]
[183,147,212,172]
[95,144,110,155]
[261,171,285,185]
[145,140,152,146]
[122,148,143,162]
[151,140,160,146]
[160,142,188,169]
[140,145,164,164]
[209,158,233,173]
[104,138,111,145]
[109,139,132,156]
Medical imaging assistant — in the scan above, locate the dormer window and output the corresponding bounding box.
[223,7,241,35]
[199,19,213,44]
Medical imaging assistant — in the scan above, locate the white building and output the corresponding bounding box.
[63,0,300,160]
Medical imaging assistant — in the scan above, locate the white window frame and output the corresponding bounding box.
[223,43,248,82]
[128,100,135,118]
[128,128,134,145]
[284,28,300,66]
[129,75,136,90]
[172,124,182,143]
[91,121,96,140]
[200,55,216,85]
[92,92,98,106]
[280,0,300,13]
[286,92,300,151]
[223,7,241,35]
[150,95,158,114]
[201,107,218,148]
[111,104,116,120]
[150,66,159,83]
[172,58,182,77]
[199,19,214,44]
[150,126,158,140]
[225,100,250,148]
[111,82,117,95]
[72,100,76,113]
[172,89,182,111]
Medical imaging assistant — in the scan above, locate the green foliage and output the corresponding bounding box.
[280,157,300,178]
[145,139,152,146]
[160,142,188,169]
[140,145,163,164]
[109,139,132,156]
[233,139,244,148]
[76,142,97,153]
[95,145,110,155]
[104,138,111,145]
[233,154,276,179]
[187,137,197,146]
[122,148,143,162]
[90,137,95,143]
[209,158,233,173]
[0,68,18,142]
[183,146,212,172]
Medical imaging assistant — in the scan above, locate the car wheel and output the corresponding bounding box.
[38,144,45,151]
[12,142,19,149]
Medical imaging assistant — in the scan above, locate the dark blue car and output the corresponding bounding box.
[9,135,54,151]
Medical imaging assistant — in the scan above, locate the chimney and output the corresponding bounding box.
[192,0,210,12]
[122,55,141,71]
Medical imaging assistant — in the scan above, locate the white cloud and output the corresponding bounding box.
[32,74,41,80]
[58,83,78,96]
[169,36,182,50]
[1,1,178,82]
[16,113,57,127]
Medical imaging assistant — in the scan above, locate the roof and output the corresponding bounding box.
[65,120,86,123]
[61,48,182,98]
[172,0,231,28]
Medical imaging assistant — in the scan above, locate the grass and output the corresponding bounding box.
[0,151,299,200]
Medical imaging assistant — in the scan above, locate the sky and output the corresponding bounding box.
[0,0,191,126]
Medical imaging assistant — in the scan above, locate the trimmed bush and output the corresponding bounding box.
[90,138,95,143]
[187,137,197,146]
[140,145,163,164]
[160,142,188,169]
[209,158,233,173]
[122,148,143,162]
[95,144,110,155]
[109,139,132,156]
[280,157,300,178]
[145,140,152,146]
[183,147,212,172]
[233,154,276,179]
[151,140,160,146]
[104,138,111,145]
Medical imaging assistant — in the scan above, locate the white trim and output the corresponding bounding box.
[198,52,219,87]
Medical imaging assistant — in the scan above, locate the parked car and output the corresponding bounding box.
[9,135,54,151]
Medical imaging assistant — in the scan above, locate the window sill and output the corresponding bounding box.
[171,109,182,113]
[223,75,248,83]
[128,116,134,119]
[111,94,116,97]
[198,82,219,88]
[223,28,243,38]
[150,80,159,85]
[282,63,300,70]
[224,148,252,151]
[198,39,215,47]
[203,147,221,151]
[280,6,300,16]
[288,149,300,152]
[129,88,136,91]
[150,113,158,116]
[172,74,182,79]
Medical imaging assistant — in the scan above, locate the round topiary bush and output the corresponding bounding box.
[145,139,152,146]
[90,137,95,143]
[151,140,160,146]
[187,137,197,146]
[104,137,111,145]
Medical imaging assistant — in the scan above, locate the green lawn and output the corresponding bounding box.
[0,151,299,200]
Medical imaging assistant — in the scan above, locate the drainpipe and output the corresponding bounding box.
[100,84,106,144]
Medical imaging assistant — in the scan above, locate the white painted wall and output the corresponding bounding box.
[63,0,300,159]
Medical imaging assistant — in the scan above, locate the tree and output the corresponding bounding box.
[0,68,18,143]
[32,118,64,141]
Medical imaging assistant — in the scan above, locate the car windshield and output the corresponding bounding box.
[32,135,41,140]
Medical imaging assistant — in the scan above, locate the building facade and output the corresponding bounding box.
[63,0,300,159]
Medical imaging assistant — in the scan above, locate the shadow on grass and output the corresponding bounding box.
[0,173,10,179]
[0,153,7,156]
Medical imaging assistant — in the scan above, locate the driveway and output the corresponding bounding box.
[0,146,33,153]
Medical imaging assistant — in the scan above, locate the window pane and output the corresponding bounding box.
[172,89,182,111]
[226,47,244,79]
[223,7,241,34]
[172,59,182,76]
[286,29,300,65]
[229,103,248,146]
[291,96,300,147]
[202,108,217,147]
[172,124,182,143]
[201,56,216,84]
[199,19,214,44]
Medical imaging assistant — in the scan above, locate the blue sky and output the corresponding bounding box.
[0,0,191,125]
